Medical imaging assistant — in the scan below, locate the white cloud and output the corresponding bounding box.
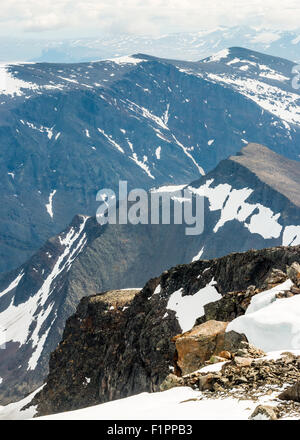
[0,0,299,37]
[251,32,281,44]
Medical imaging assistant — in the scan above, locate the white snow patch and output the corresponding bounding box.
[0,217,88,371]
[107,56,144,65]
[192,247,204,262]
[189,179,282,239]
[45,190,56,219]
[35,386,261,420]
[172,135,205,176]
[163,104,170,125]
[245,205,282,239]
[167,279,221,333]
[130,153,155,179]
[204,49,230,63]
[282,225,300,246]
[155,146,161,160]
[0,64,38,96]
[153,285,161,295]
[0,271,24,299]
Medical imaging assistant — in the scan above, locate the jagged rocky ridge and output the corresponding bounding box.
[1,47,300,274]
[28,244,300,417]
[0,142,299,404]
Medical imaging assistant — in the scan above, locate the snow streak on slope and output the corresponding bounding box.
[0,215,89,371]
[0,271,24,299]
[130,153,154,179]
[97,128,125,153]
[45,190,56,219]
[126,100,205,176]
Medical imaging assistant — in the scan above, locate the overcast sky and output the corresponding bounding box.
[0,0,299,39]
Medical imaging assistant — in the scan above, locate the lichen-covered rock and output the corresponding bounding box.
[198,373,222,391]
[249,405,278,420]
[278,382,300,402]
[172,321,229,376]
[287,262,300,287]
[234,341,266,358]
[159,374,184,391]
[262,268,288,289]
[234,357,253,368]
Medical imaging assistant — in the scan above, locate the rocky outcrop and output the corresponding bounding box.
[182,352,300,393]
[28,246,300,417]
[279,382,300,403]
[27,281,181,416]
[172,321,246,376]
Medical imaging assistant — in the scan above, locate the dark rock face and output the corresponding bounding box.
[29,244,300,416]
[28,281,181,415]
[279,382,300,402]
[0,214,103,404]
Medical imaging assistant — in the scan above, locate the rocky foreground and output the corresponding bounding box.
[20,245,300,420]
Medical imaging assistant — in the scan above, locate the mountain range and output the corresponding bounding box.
[1,27,300,63]
[0,47,300,275]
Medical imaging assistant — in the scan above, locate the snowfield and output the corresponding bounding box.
[227,280,300,352]
[167,278,222,332]
[31,385,289,420]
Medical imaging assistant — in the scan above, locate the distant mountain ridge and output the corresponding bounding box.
[1,27,300,63]
[230,143,300,208]
[0,143,299,404]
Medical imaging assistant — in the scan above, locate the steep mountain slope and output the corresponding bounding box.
[0,143,299,404]
[1,48,300,273]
